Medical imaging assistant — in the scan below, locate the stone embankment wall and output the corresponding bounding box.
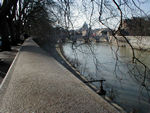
[109,36,150,50]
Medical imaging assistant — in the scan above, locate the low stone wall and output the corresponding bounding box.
[109,36,150,50]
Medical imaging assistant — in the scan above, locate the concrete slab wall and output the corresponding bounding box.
[109,36,150,50]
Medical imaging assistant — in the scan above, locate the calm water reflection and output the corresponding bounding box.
[63,42,150,113]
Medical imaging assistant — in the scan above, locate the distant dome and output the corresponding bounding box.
[81,22,88,30]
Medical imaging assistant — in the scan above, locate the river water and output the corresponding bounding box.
[62,41,150,113]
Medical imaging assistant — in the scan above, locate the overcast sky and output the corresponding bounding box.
[0,0,2,4]
[0,0,150,30]
[70,0,150,30]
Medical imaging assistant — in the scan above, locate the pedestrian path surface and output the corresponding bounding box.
[0,38,120,113]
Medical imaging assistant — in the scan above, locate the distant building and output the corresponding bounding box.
[69,30,82,41]
[79,22,91,37]
[81,22,88,30]
[92,28,110,42]
[81,23,88,36]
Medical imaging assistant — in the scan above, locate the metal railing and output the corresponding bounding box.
[84,79,106,95]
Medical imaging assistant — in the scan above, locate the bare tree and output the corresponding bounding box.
[55,0,150,112]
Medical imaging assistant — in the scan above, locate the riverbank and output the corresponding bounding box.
[0,38,122,113]
[61,41,150,113]
[109,36,150,51]
[56,44,126,112]
[35,40,125,112]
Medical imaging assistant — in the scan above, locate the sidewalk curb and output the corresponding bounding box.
[0,39,29,102]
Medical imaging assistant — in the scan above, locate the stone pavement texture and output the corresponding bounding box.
[0,38,120,113]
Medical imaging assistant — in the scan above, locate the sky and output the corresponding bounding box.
[138,0,150,13]
[69,0,150,30]
[0,0,150,30]
[0,0,2,4]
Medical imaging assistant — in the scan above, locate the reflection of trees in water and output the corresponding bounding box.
[127,63,150,102]
[63,42,150,112]
[107,87,118,101]
[66,42,150,87]
[111,45,150,100]
[118,47,150,101]
[112,52,150,104]
[59,0,150,112]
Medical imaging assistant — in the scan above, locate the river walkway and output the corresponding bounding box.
[0,38,121,113]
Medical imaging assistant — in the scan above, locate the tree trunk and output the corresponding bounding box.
[7,18,17,45]
[0,17,11,51]
[8,0,18,45]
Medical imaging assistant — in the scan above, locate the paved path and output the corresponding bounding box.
[0,38,120,113]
